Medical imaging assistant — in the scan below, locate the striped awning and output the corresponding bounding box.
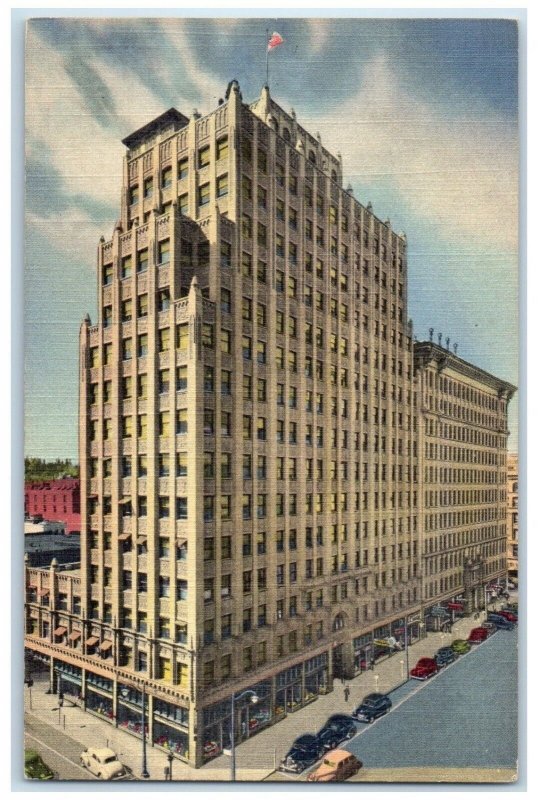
[54,626,67,637]
[68,630,81,642]
[99,640,113,652]
[86,636,99,647]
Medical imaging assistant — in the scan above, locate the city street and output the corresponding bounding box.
[23,602,517,783]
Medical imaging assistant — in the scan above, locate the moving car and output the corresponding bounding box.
[80,747,129,780]
[468,626,489,644]
[24,749,54,780]
[280,734,324,773]
[352,693,392,723]
[307,749,362,782]
[487,613,515,631]
[410,657,439,680]
[317,715,357,750]
[451,639,471,655]
[435,646,457,667]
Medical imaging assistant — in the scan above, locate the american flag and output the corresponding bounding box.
[267,31,284,51]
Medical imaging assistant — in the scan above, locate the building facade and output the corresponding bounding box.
[25,478,81,534]
[414,341,515,627]
[24,81,515,769]
[506,453,518,578]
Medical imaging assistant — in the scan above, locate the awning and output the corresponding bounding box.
[37,588,50,596]
[118,497,131,505]
[68,630,81,642]
[99,640,113,652]
[86,636,99,647]
[118,532,132,541]
[177,538,188,547]
[136,535,147,545]
[54,626,67,637]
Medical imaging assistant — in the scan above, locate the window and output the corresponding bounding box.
[178,157,188,180]
[177,323,189,350]
[257,184,267,208]
[138,333,148,358]
[242,214,252,239]
[103,262,113,286]
[159,411,170,437]
[158,288,170,312]
[242,335,252,360]
[161,167,172,189]
[198,182,210,207]
[176,408,188,435]
[220,329,231,354]
[158,240,170,265]
[137,293,148,318]
[257,259,267,283]
[137,249,149,274]
[257,222,267,248]
[121,255,132,279]
[177,497,188,520]
[216,173,228,198]
[221,241,232,268]
[216,136,229,160]
[158,328,170,353]
[178,193,188,215]
[221,369,231,396]
[198,145,210,168]
[202,451,213,478]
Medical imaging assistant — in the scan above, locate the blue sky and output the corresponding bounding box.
[25,16,519,459]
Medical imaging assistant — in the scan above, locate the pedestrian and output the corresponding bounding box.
[340,675,345,685]
[344,685,350,703]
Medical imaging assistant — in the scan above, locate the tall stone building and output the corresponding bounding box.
[414,341,515,626]
[506,453,519,579]
[24,81,515,769]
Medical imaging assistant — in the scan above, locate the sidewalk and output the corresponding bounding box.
[24,598,512,782]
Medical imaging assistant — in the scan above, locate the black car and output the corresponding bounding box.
[280,733,324,773]
[435,646,457,667]
[317,715,357,750]
[352,693,392,723]
[487,613,514,630]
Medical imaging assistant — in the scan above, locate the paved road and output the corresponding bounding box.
[24,714,96,781]
[344,627,517,771]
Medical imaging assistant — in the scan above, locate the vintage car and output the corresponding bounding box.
[80,747,129,780]
[307,749,362,782]
[410,657,439,680]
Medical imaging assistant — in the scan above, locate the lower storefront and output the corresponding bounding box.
[201,652,329,763]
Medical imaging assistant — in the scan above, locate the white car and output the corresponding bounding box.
[80,747,129,780]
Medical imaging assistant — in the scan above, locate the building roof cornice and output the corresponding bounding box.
[414,341,517,398]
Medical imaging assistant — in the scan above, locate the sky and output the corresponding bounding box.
[24,15,520,460]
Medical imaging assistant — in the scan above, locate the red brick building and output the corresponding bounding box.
[24,478,81,534]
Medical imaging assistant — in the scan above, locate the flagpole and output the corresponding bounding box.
[266,28,269,87]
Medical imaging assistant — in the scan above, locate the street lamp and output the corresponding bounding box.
[120,683,150,779]
[230,689,258,782]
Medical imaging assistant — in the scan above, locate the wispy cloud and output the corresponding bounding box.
[306,54,518,254]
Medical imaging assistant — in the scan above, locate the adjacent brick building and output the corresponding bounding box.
[24,478,81,534]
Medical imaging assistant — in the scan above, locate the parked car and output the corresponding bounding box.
[435,646,457,667]
[487,613,515,631]
[317,715,357,750]
[24,749,54,780]
[481,621,497,635]
[451,639,471,655]
[497,610,518,623]
[352,693,392,723]
[410,657,439,680]
[468,627,489,644]
[280,734,324,773]
[307,749,363,782]
[80,747,129,780]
